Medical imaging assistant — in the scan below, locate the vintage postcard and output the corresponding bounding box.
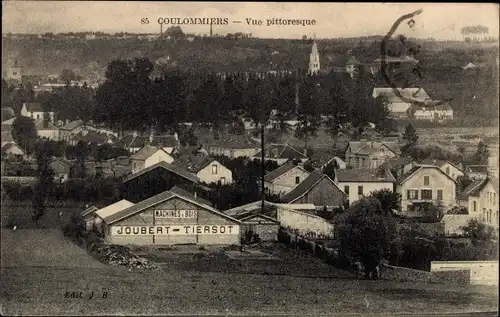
[1,2,499,316]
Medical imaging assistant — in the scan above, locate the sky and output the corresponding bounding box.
[2,2,499,40]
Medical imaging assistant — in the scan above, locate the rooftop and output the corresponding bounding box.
[264,161,308,182]
[173,154,216,173]
[336,168,395,183]
[280,172,341,203]
[123,160,199,184]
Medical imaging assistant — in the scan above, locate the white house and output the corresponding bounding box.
[412,103,454,122]
[264,162,311,196]
[457,177,499,236]
[253,143,309,166]
[119,133,179,154]
[372,88,432,118]
[395,165,457,215]
[130,145,175,174]
[174,154,233,185]
[35,120,60,141]
[20,103,55,122]
[334,168,395,206]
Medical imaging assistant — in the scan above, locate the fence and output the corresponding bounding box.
[277,228,473,285]
[1,176,37,185]
[431,261,499,286]
[277,206,334,238]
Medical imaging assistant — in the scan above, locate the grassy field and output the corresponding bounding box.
[1,228,498,316]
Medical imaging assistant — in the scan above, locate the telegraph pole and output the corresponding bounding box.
[261,122,265,214]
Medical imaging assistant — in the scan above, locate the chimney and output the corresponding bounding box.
[194,191,198,199]
[132,131,138,138]
[149,132,154,145]
[174,132,179,142]
[304,148,308,157]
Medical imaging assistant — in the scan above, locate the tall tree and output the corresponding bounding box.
[472,141,489,165]
[32,141,55,221]
[402,123,419,152]
[11,116,38,156]
[338,197,399,279]
[295,75,321,147]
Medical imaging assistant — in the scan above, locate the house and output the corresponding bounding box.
[100,189,241,246]
[395,165,457,215]
[130,145,175,174]
[1,117,15,131]
[206,133,260,158]
[280,172,347,208]
[59,120,86,142]
[345,56,361,77]
[306,148,346,171]
[174,154,233,185]
[70,130,119,146]
[118,133,180,154]
[20,103,55,122]
[263,162,310,196]
[411,103,454,122]
[35,120,60,141]
[372,88,432,118]
[1,131,16,147]
[91,199,135,234]
[253,143,309,165]
[379,156,417,179]
[345,141,400,169]
[81,205,99,231]
[50,158,73,183]
[1,143,25,158]
[122,161,201,203]
[457,177,499,235]
[334,169,395,206]
[465,165,489,180]
[417,159,465,181]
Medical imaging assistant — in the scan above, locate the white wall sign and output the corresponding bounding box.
[154,209,198,218]
[112,225,239,236]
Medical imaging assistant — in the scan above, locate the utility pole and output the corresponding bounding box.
[261,122,265,214]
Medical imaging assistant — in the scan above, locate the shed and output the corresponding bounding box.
[239,213,280,242]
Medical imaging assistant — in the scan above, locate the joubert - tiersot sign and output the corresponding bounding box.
[112,225,239,235]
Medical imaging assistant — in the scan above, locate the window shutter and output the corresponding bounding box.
[407,190,410,199]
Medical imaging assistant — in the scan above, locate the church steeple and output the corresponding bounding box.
[308,37,320,75]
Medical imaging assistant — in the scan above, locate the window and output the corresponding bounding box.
[473,201,477,212]
[358,186,363,196]
[494,193,497,206]
[212,164,218,175]
[424,176,430,186]
[407,190,419,200]
[295,176,300,184]
[489,209,492,222]
[344,186,350,195]
[445,167,450,175]
[421,189,432,200]
[37,114,40,120]
[483,209,486,221]
[272,149,279,158]
[220,177,226,185]
[437,189,443,200]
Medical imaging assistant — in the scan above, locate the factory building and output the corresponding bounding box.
[99,188,241,246]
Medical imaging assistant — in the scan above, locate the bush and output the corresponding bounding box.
[3,182,33,200]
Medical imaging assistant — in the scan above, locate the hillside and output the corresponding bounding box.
[3,37,498,79]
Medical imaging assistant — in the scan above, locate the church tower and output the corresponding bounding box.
[308,39,320,75]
